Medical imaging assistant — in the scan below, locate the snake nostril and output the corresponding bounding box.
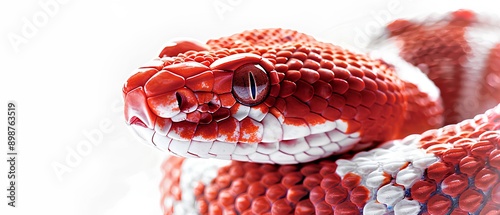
[176,92,183,108]
[175,89,199,113]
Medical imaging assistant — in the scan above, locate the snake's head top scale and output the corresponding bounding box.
[123,28,439,164]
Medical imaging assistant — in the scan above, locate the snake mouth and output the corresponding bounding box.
[127,109,365,164]
[123,80,366,163]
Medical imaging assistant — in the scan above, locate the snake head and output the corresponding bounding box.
[123,36,308,162]
[124,50,278,139]
[123,29,420,164]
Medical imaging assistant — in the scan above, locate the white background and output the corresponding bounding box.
[0,0,496,214]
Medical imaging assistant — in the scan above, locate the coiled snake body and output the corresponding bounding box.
[123,10,500,214]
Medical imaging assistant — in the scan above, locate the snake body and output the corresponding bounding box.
[123,10,500,214]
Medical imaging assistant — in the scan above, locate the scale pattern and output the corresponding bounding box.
[160,104,500,215]
[377,9,500,124]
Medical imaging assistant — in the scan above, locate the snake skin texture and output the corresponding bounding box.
[122,9,500,215]
[160,107,500,214]
[370,9,500,125]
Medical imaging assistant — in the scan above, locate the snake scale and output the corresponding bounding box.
[123,9,500,214]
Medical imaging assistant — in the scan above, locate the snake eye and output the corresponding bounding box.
[232,63,270,106]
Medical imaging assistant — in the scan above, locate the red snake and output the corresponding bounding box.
[123,9,500,214]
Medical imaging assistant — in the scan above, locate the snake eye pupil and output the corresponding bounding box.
[249,72,257,100]
[232,63,270,106]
